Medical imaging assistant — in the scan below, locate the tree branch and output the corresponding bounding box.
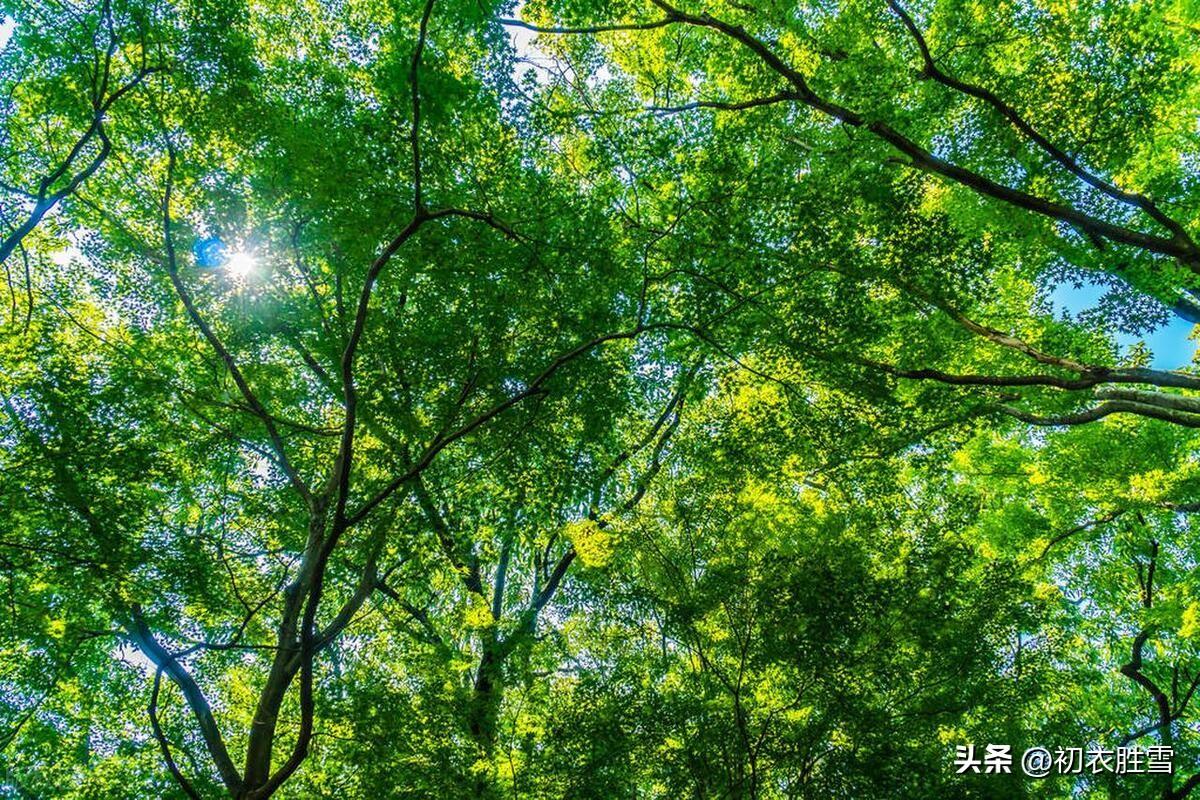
[498,16,676,34]
[148,669,204,800]
[159,141,312,504]
[638,0,1200,266]
[125,608,243,794]
[346,324,648,528]
[886,0,1196,248]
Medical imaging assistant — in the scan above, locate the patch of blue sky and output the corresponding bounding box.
[1049,280,1197,369]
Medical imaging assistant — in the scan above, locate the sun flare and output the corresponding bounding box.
[224,250,256,277]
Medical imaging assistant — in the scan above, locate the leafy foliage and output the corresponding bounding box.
[2,0,1200,798]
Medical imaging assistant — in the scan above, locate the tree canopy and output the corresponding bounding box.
[2,0,1200,797]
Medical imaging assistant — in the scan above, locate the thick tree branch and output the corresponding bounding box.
[886,0,1195,248]
[997,400,1200,428]
[634,0,1200,266]
[125,608,243,794]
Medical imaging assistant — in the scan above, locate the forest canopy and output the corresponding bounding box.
[1,0,1200,797]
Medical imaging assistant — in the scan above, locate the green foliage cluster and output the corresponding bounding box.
[2,0,1200,797]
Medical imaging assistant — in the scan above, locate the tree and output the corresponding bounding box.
[2,0,1200,798]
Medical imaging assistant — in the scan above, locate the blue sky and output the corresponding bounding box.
[1050,281,1196,370]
